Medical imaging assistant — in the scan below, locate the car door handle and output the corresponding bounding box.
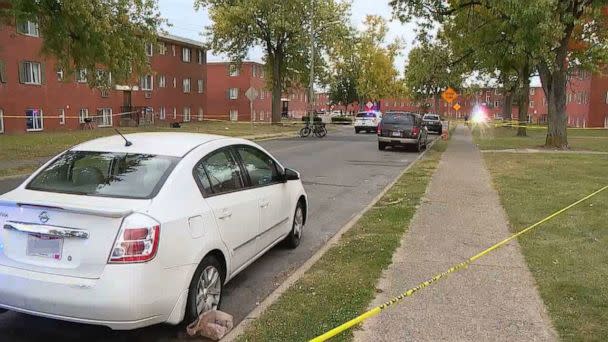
[260,201,270,208]
[217,211,232,220]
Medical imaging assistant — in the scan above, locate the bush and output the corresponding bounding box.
[302,116,322,123]
[331,116,353,124]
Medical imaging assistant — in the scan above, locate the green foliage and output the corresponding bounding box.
[4,0,163,88]
[331,116,352,123]
[197,0,351,122]
[328,71,358,108]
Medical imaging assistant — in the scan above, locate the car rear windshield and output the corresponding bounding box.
[383,113,414,125]
[424,115,440,120]
[27,151,179,199]
[356,112,377,118]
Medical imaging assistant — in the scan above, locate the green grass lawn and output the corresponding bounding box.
[0,121,299,176]
[472,126,608,152]
[238,141,446,342]
[484,153,608,341]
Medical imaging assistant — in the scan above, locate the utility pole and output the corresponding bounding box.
[308,0,315,125]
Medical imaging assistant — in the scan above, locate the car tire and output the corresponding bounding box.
[185,255,225,324]
[378,142,387,150]
[285,202,304,249]
[0,309,7,314]
[355,128,360,134]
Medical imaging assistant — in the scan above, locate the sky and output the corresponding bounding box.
[157,0,418,72]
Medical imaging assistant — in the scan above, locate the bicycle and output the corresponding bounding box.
[300,121,327,138]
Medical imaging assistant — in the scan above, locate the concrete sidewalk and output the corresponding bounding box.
[355,126,558,341]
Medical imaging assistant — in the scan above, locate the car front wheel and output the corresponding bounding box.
[378,142,387,150]
[285,202,304,249]
[185,255,224,323]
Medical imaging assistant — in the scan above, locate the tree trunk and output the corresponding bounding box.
[434,93,441,116]
[517,62,531,137]
[270,52,283,124]
[502,91,513,121]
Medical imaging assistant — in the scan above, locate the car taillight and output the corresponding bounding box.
[109,225,160,263]
[412,127,420,136]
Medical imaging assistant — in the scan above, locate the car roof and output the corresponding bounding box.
[71,132,228,157]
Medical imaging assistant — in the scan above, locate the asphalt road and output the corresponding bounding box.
[0,126,436,341]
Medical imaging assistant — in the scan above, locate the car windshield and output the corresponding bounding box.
[424,115,440,120]
[356,112,377,118]
[383,113,414,125]
[27,151,179,199]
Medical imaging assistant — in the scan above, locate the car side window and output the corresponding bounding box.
[193,162,213,196]
[236,146,281,187]
[199,150,244,195]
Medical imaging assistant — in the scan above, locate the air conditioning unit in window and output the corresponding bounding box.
[145,92,152,99]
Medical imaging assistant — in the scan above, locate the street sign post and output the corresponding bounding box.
[245,87,259,127]
[442,87,459,104]
[453,103,461,111]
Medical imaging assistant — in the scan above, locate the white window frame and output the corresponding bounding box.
[159,42,167,55]
[198,107,204,121]
[605,91,608,104]
[159,75,166,88]
[159,107,166,120]
[19,20,39,37]
[141,74,153,91]
[172,44,176,56]
[58,108,65,125]
[173,77,177,88]
[197,79,204,93]
[260,91,265,100]
[23,61,42,85]
[229,88,238,99]
[145,42,154,57]
[97,108,112,127]
[529,100,535,108]
[183,107,191,122]
[230,109,238,122]
[530,88,535,95]
[182,47,191,62]
[76,68,88,83]
[79,108,89,124]
[173,107,177,120]
[56,67,64,81]
[25,108,43,132]
[229,64,239,77]
[197,49,204,64]
[0,108,4,133]
[183,78,191,93]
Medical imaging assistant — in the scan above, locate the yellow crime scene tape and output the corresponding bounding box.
[310,185,608,342]
[495,123,608,130]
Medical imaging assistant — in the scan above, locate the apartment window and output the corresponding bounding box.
[197,79,204,93]
[0,60,5,83]
[529,100,535,108]
[229,88,238,100]
[182,47,191,62]
[173,77,177,88]
[172,44,176,56]
[17,20,39,37]
[252,64,257,77]
[173,107,177,120]
[260,91,265,100]
[230,109,238,121]
[183,107,191,122]
[183,78,191,93]
[97,108,112,127]
[76,68,87,83]
[495,89,500,95]
[229,64,239,76]
[0,109,4,133]
[100,88,109,98]
[159,107,166,120]
[578,92,582,104]
[58,109,65,125]
[485,95,491,103]
[197,49,204,64]
[159,42,167,55]
[198,107,204,121]
[19,61,43,84]
[79,108,89,124]
[26,109,43,131]
[530,88,535,95]
[56,67,64,81]
[140,75,153,91]
[494,100,500,108]
[146,42,154,57]
[159,75,166,88]
[605,91,608,104]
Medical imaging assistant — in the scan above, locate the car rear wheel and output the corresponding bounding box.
[378,142,387,150]
[185,255,224,323]
[355,128,360,134]
[285,203,304,249]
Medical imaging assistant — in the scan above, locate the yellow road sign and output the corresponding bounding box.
[442,87,458,103]
[453,103,461,111]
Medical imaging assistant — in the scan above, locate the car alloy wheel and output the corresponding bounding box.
[285,203,304,249]
[195,265,222,315]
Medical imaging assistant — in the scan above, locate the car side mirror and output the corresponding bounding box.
[283,168,300,182]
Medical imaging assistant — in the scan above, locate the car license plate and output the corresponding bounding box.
[26,234,63,260]
[392,131,401,137]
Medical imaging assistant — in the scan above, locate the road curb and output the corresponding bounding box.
[222,138,439,342]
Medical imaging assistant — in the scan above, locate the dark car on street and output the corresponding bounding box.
[422,113,443,134]
[377,112,428,152]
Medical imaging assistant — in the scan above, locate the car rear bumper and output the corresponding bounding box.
[355,125,377,129]
[378,137,419,144]
[0,262,194,330]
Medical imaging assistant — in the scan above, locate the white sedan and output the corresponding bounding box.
[0,132,307,330]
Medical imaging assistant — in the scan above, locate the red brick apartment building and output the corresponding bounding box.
[315,70,608,127]
[0,20,206,134]
[206,61,308,122]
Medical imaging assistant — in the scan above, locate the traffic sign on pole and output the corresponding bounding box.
[442,87,458,103]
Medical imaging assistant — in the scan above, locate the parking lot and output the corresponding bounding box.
[0,125,437,341]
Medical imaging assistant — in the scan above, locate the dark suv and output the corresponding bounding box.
[377,112,428,152]
[422,113,443,134]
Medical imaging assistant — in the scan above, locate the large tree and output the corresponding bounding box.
[1,0,162,87]
[197,0,350,123]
